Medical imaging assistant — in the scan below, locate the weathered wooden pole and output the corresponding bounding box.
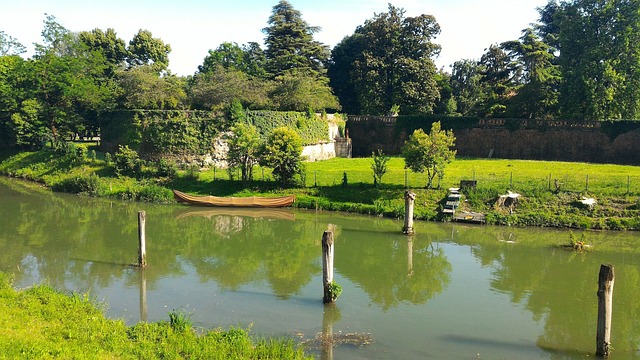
[403,191,416,235]
[137,211,147,268]
[322,231,335,303]
[596,264,615,357]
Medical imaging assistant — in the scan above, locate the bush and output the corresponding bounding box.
[155,158,178,178]
[114,145,142,177]
[51,173,100,195]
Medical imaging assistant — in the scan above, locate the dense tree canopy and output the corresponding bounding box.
[328,4,441,115]
[5,0,640,153]
[127,29,171,73]
[263,0,329,78]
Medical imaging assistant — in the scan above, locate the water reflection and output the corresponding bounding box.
[2,177,640,358]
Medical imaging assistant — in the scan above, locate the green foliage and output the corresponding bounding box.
[371,149,390,187]
[0,274,310,359]
[327,281,342,302]
[116,66,186,110]
[188,66,271,111]
[228,98,246,123]
[198,41,268,79]
[155,158,178,178]
[114,145,142,177]
[127,29,171,72]
[226,123,262,183]
[51,173,100,195]
[263,0,329,78]
[402,122,456,188]
[270,72,340,111]
[550,0,640,120]
[100,110,224,157]
[328,4,441,115]
[260,127,303,185]
[245,110,328,145]
[168,309,193,333]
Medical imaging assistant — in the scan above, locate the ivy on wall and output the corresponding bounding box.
[244,110,329,145]
[99,109,331,158]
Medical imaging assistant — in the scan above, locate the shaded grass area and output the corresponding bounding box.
[0,273,309,359]
[2,148,640,230]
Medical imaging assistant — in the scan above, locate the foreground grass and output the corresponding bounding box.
[0,272,309,359]
[2,148,640,230]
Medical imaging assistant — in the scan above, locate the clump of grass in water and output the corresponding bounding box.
[168,308,193,333]
[566,230,591,251]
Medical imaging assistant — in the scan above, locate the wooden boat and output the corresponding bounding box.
[173,189,295,208]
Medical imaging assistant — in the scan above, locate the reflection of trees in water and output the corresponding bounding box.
[336,227,452,310]
[458,223,640,356]
[175,214,320,298]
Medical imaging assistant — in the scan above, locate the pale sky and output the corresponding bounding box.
[1,0,549,76]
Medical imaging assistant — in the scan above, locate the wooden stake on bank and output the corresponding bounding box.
[596,264,614,357]
[403,191,416,235]
[137,211,147,268]
[322,231,335,303]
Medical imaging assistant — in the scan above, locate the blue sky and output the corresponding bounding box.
[2,0,549,75]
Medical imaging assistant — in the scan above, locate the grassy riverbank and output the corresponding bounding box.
[1,147,640,230]
[0,273,309,359]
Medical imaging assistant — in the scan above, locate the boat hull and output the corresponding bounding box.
[173,190,295,208]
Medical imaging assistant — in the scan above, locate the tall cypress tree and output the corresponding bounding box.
[262,0,329,78]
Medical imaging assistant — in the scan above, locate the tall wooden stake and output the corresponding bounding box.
[322,231,335,303]
[138,211,147,268]
[596,264,614,357]
[403,191,416,235]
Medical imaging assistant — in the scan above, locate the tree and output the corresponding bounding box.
[328,4,441,115]
[188,65,271,110]
[0,30,26,56]
[449,59,483,116]
[199,41,267,78]
[270,71,339,111]
[117,66,186,109]
[546,0,640,119]
[27,15,114,146]
[371,149,389,187]
[78,28,128,75]
[476,44,521,117]
[127,29,171,72]
[263,0,329,78]
[402,122,456,189]
[226,123,262,183]
[501,28,559,118]
[260,126,303,185]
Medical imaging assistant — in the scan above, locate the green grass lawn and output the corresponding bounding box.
[2,148,640,230]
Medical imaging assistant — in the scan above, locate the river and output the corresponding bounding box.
[1,177,639,359]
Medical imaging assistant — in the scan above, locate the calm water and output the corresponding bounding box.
[1,177,640,359]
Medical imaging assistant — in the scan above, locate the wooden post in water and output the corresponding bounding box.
[596,264,614,357]
[137,211,147,268]
[322,231,335,303]
[403,191,416,235]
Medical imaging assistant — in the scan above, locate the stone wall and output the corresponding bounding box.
[346,116,640,165]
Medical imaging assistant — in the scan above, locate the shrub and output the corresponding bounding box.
[155,158,178,178]
[51,174,100,195]
[114,145,142,177]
